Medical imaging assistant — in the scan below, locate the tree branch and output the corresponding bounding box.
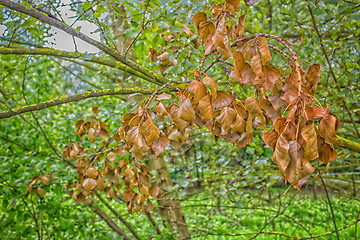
[0,0,166,83]
[336,136,360,153]
[92,206,132,240]
[0,47,159,85]
[0,87,157,119]
[95,192,142,240]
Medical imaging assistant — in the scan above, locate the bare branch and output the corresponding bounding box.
[0,87,157,119]
[0,47,159,84]
[92,206,132,240]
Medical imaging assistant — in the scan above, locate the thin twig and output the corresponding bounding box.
[321,177,340,240]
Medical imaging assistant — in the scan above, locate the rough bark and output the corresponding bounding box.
[149,155,190,239]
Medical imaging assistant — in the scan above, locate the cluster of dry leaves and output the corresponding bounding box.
[26,0,340,212]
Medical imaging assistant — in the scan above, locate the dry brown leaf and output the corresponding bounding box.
[187,80,208,104]
[198,93,213,122]
[82,178,97,191]
[272,134,291,178]
[285,141,315,188]
[212,91,233,110]
[203,76,218,100]
[262,65,280,91]
[318,114,340,145]
[259,38,272,65]
[305,64,321,95]
[152,136,170,156]
[213,17,232,60]
[141,119,160,146]
[178,98,196,122]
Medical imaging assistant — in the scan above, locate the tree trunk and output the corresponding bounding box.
[149,155,190,239]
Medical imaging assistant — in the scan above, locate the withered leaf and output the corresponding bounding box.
[107,152,117,162]
[107,189,116,199]
[198,93,213,122]
[149,185,160,199]
[236,15,246,37]
[124,168,135,181]
[262,130,278,151]
[148,48,158,62]
[203,76,218,100]
[152,136,170,156]
[141,119,160,146]
[285,141,315,188]
[282,88,298,105]
[193,12,207,31]
[187,80,208,104]
[199,22,215,44]
[146,199,154,211]
[241,63,256,85]
[40,175,50,185]
[305,64,321,95]
[82,178,97,191]
[234,102,247,119]
[123,190,135,202]
[122,113,139,126]
[313,106,330,119]
[319,114,340,145]
[230,114,246,134]
[237,133,253,148]
[169,105,187,131]
[37,187,46,197]
[92,106,99,115]
[127,126,146,151]
[259,38,272,65]
[245,46,255,61]
[168,128,183,143]
[259,97,280,121]
[251,53,262,80]
[212,91,233,110]
[244,97,262,115]
[222,132,241,143]
[215,107,237,135]
[156,92,172,100]
[211,5,223,17]
[75,119,85,129]
[178,98,196,122]
[318,136,337,164]
[262,65,280,91]
[301,121,319,163]
[213,17,232,60]
[140,185,149,196]
[272,134,291,178]
[231,50,245,83]
[96,177,105,190]
[226,0,240,7]
[85,167,98,179]
[154,101,168,116]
